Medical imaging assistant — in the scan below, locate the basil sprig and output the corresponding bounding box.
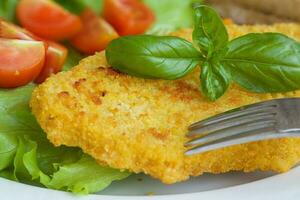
[106,5,300,101]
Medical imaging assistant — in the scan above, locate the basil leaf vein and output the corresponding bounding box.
[193,6,228,56]
[223,33,300,92]
[106,35,203,80]
[201,61,230,100]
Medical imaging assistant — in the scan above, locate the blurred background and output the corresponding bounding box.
[208,0,300,24]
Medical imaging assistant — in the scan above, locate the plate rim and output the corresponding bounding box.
[1,166,300,200]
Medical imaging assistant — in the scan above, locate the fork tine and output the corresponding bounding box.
[185,127,278,156]
[187,112,276,137]
[189,102,277,131]
[185,119,276,148]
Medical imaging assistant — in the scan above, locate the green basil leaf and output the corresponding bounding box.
[193,5,228,56]
[106,35,203,80]
[200,61,230,100]
[223,33,300,93]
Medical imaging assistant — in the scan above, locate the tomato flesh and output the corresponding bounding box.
[0,19,67,84]
[0,19,35,40]
[103,0,155,35]
[0,19,48,49]
[17,0,82,41]
[35,41,68,83]
[0,39,45,88]
[70,9,119,54]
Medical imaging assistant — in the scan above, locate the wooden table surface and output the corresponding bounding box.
[208,0,300,24]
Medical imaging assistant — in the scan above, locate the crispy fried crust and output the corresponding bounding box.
[31,24,300,184]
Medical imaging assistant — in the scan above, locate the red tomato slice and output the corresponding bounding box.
[0,18,35,40]
[103,0,155,36]
[0,19,67,84]
[0,19,49,49]
[17,0,82,41]
[70,9,119,54]
[0,39,45,88]
[35,41,68,83]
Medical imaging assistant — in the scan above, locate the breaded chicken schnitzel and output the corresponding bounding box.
[31,24,300,184]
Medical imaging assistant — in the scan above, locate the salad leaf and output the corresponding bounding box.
[0,85,130,194]
[0,0,19,22]
[145,0,203,35]
[54,0,103,15]
[223,33,300,93]
[48,155,128,194]
[80,0,103,14]
[106,35,203,79]
[63,44,85,71]
[53,0,86,15]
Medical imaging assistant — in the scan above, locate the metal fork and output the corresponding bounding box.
[185,98,300,156]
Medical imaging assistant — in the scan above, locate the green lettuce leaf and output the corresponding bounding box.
[54,0,103,15]
[63,43,85,71]
[0,0,19,22]
[0,85,130,194]
[146,0,203,35]
[48,155,128,194]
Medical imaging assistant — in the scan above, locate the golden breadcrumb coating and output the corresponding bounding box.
[31,24,300,184]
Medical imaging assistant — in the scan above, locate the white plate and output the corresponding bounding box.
[1,166,300,200]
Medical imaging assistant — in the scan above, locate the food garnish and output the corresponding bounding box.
[104,0,155,35]
[106,6,300,101]
[0,19,68,86]
[70,9,119,54]
[34,41,68,83]
[17,0,82,41]
[31,23,300,185]
[3,0,299,195]
[0,39,45,88]
[0,0,200,194]
[0,85,130,194]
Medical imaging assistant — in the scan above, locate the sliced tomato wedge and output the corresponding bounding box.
[0,19,48,49]
[0,39,45,88]
[35,41,68,83]
[103,0,155,36]
[0,18,35,40]
[0,19,68,84]
[17,0,82,41]
[70,9,119,54]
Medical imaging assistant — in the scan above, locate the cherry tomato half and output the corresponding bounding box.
[0,19,68,84]
[35,41,68,83]
[0,39,45,88]
[0,18,35,40]
[70,9,119,54]
[103,0,155,36]
[17,0,82,41]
